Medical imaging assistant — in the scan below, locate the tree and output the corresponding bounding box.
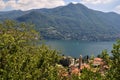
[80,68,103,80]
[98,50,111,66]
[106,40,120,80]
[0,20,61,80]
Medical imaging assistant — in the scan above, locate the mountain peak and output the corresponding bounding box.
[1,3,120,41]
[68,2,74,5]
[68,3,85,6]
[66,3,88,9]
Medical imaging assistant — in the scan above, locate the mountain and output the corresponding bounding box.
[0,3,120,41]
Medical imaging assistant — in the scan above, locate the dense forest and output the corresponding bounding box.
[0,20,120,80]
[1,3,120,41]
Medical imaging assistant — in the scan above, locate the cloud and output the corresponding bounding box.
[71,1,79,4]
[0,0,65,11]
[114,5,120,14]
[81,0,113,4]
[0,0,5,10]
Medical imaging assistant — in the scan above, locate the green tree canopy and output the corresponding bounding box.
[0,20,61,80]
[106,40,120,80]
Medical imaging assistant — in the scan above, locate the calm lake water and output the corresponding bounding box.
[45,40,115,58]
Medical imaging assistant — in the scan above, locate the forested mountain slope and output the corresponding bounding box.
[0,3,120,41]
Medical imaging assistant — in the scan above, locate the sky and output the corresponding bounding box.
[0,0,120,14]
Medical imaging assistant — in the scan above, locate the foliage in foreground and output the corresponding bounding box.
[0,20,60,80]
[106,40,120,80]
[0,20,120,80]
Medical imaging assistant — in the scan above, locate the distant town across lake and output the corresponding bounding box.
[45,40,115,58]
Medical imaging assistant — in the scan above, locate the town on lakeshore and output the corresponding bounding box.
[58,55,109,77]
[1,0,120,79]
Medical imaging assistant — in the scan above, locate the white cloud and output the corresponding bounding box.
[0,0,5,10]
[0,0,65,11]
[81,0,113,4]
[114,5,120,14]
[71,1,78,4]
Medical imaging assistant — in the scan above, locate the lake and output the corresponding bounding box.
[45,40,115,58]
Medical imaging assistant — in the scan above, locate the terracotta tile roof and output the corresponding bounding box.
[80,63,90,70]
[93,58,103,66]
[71,67,80,75]
[94,58,103,61]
